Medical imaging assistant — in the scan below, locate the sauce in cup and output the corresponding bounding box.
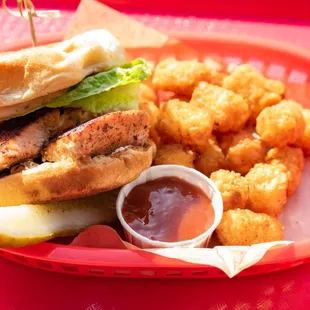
[122,176,215,243]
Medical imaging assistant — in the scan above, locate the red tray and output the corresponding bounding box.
[1,31,310,279]
[1,3,310,310]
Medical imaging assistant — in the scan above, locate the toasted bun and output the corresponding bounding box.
[0,29,126,119]
[0,141,156,207]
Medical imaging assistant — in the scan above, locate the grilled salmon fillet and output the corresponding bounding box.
[0,108,95,171]
[0,109,60,170]
[42,110,149,162]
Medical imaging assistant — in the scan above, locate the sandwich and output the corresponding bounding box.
[0,29,155,207]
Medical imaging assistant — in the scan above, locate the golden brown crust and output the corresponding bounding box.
[0,141,156,206]
[216,209,284,246]
[210,169,248,211]
[0,29,126,117]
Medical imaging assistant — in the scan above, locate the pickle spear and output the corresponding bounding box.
[0,190,119,248]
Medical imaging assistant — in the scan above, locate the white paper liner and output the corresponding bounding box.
[145,242,292,278]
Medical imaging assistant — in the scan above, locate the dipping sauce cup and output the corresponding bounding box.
[116,165,223,249]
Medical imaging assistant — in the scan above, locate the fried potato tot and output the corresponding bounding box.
[203,57,228,85]
[139,99,161,144]
[152,58,220,97]
[222,64,285,122]
[210,170,248,211]
[194,139,226,176]
[154,144,196,168]
[265,146,305,197]
[256,100,305,148]
[191,82,250,132]
[245,163,288,217]
[139,83,157,103]
[219,129,267,175]
[294,109,310,155]
[210,72,228,86]
[216,209,284,246]
[203,57,224,72]
[157,99,214,147]
[158,91,192,105]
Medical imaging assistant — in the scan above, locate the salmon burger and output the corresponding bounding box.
[0,29,155,206]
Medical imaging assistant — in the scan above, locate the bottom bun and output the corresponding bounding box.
[0,141,156,206]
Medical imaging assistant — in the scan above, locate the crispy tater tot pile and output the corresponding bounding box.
[138,56,309,246]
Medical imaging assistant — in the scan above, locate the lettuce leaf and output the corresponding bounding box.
[47,58,151,112]
[69,83,140,114]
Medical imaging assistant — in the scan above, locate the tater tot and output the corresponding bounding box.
[158,91,191,105]
[139,99,161,145]
[152,58,217,97]
[203,57,228,85]
[139,83,157,103]
[222,64,285,122]
[256,100,306,148]
[191,82,250,132]
[194,139,226,177]
[245,163,288,217]
[210,170,248,211]
[203,57,224,72]
[218,129,267,175]
[216,209,284,246]
[157,99,214,147]
[294,109,310,155]
[265,146,305,197]
[210,72,228,86]
[153,144,196,168]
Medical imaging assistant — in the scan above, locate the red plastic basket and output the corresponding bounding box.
[1,5,310,309]
[1,31,310,278]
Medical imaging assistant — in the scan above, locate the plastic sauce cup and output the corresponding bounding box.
[116,165,223,249]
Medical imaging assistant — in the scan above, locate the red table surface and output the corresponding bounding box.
[1,257,310,309]
[1,0,310,50]
[1,1,310,309]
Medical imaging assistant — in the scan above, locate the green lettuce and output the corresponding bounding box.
[47,58,151,113]
[69,83,140,114]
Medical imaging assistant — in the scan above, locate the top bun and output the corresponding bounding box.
[0,29,126,119]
